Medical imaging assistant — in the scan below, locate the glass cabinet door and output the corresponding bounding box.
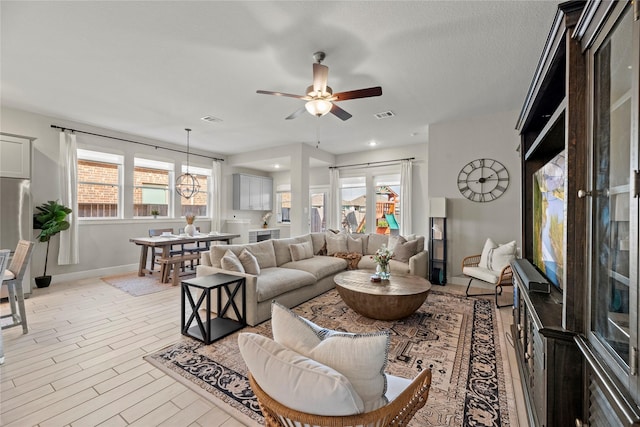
[590,5,634,378]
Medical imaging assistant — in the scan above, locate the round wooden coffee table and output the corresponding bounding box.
[334,270,432,320]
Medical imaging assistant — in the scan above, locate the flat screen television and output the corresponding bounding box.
[532,150,566,290]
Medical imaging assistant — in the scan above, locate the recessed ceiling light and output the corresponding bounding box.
[274,164,280,169]
[368,141,377,147]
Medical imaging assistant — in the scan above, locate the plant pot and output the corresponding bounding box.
[35,275,52,288]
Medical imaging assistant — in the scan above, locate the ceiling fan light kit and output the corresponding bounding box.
[257,51,382,121]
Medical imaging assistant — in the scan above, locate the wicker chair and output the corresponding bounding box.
[248,368,432,427]
[462,253,513,308]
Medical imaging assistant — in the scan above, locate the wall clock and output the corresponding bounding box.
[457,158,509,202]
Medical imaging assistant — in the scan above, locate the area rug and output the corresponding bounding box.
[144,290,512,426]
[101,271,194,296]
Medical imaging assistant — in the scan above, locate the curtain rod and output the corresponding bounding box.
[329,157,415,170]
[50,125,224,162]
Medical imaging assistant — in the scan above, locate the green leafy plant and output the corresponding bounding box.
[151,209,160,217]
[34,200,72,277]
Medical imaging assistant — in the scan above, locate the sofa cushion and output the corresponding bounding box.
[310,232,327,255]
[221,249,244,272]
[366,234,388,255]
[463,266,501,284]
[239,248,260,275]
[326,232,348,255]
[387,235,406,252]
[289,241,314,261]
[273,235,312,266]
[238,332,364,416]
[358,257,411,274]
[211,244,250,268]
[347,235,367,254]
[247,240,277,268]
[392,239,419,263]
[256,267,316,302]
[282,255,348,281]
[271,302,390,412]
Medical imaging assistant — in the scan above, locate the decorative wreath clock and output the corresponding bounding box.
[457,158,509,202]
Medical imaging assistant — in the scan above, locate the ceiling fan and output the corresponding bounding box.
[257,51,382,121]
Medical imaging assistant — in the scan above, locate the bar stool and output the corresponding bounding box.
[2,240,35,336]
[0,249,11,364]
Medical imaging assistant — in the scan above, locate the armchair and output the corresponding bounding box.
[249,368,432,427]
[462,254,513,308]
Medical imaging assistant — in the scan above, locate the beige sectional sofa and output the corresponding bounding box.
[196,232,427,326]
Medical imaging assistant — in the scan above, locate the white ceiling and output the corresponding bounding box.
[1,1,558,168]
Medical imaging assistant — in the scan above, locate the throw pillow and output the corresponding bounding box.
[221,250,244,273]
[290,241,314,261]
[392,239,418,263]
[490,240,517,272]
[387,235,407,252]
[478,238,517,272]
[478,238,497,270]
[347,235,364,254]
[237,333,364,416]
[325,232,348,256]
[271,301,389,412]
[238,248,260,275]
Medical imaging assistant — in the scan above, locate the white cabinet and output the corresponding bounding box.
[233,174,273,211]
[1,133,33,178]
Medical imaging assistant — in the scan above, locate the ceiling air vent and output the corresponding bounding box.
[200,115,223,123]
[374,111,395,119]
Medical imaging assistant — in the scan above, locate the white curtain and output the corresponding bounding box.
[400,159,412,236]
[328,168,340,231]
[211,160,222,232]
[58,131,79,265]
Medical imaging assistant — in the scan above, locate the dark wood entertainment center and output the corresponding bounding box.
[516,1,639,425]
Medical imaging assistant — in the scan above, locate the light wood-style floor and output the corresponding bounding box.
[1,275,527,427]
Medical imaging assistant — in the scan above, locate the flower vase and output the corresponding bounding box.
[184,223,195,236]
[376,263,390,280]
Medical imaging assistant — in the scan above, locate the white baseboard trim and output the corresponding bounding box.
[48,264,139,284]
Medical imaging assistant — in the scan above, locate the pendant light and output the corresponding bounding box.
[176,128,200,199]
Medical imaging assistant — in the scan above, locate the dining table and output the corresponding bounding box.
[129,232,240,277]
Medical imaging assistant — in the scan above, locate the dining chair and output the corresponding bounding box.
[148,228,182,271]
[178,226,208,269]
[2,240,35,335]
[0,249,11,364]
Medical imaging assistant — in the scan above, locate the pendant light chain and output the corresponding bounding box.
[176,128,201,200]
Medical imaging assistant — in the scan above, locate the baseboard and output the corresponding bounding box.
[47,264,139,284]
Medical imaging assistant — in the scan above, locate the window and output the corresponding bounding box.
[133,158,173,217]
[180,165,210,217]
[277,191,291,223]
[77,149,123,218]
[310,190,327,232]
[340,177,366,233]
[374,174,400,236]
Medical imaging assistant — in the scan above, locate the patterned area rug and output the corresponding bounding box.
[144,290,512,426]
[101,272,194,296]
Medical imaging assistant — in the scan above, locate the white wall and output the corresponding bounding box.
[1,106,227,284]
[428,110,522,279]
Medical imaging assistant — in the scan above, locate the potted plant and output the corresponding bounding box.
[151,209,160,218]
[33,200,72,288]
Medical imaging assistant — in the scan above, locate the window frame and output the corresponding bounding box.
[133,157,174,218]
[77,149,124,220]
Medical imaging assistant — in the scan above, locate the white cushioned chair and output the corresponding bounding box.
[462,238,516,308]
[238,302,432,426]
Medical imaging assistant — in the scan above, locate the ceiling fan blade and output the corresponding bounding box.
[312,63,328,94]
[257,90,307,100]
[333,86,383,101]
[330,103,352,121]
[285,106,307,120]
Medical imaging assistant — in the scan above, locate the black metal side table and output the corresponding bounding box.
[181,273,246,344]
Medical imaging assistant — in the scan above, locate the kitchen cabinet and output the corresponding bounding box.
[1,133,33,178]
[232,174,273,211]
